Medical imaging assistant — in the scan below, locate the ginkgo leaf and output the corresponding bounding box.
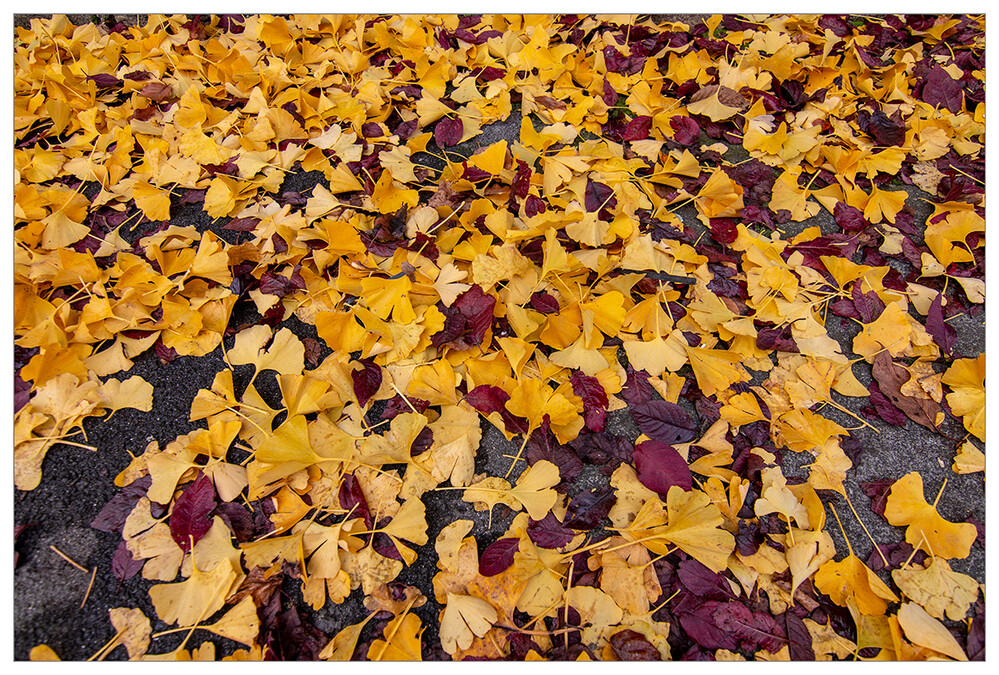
[884,472,977,559]
[368,612,424,661]
[896,602,968,661]
[319,613,376,661]
[892,558,978,621]
[148,558,239,627]
[439,592,498,655]
[199,596,260,646]
[107,607,153,660]
[814,553,898,616]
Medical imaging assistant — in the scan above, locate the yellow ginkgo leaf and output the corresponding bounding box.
[892,558,978,622]
[896,602,967,661]
[439,592,498,655]
[813,553,898,616]
[368,612,424,661]
[148,559,240,627]
[884,472,977,560]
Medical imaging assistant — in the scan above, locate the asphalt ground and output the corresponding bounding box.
[11,13,986,662]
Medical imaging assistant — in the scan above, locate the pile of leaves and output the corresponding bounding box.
[15,13,984,661]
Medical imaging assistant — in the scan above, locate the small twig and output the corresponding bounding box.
[80,567,98,609]
[50,545,89,573]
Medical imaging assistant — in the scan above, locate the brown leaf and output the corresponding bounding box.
[872,353,942,431]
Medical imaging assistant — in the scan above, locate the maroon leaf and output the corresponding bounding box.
[527,513,576,549]
[631,400,697,445]
[633,440,692,495]
[351,358,382,407]
[609,629,661,660]
[569,372,608,432]
[112,539,144,581]
[865,380,909,427]
[338,473,373,529]
[432,284,496,350]
[677,559,737,600]
[584,179,616,213]
[480,537,520,576]
[526,423,582,484]
[524,194,547,216]
[922,64,965,113]
[926,293,956,356]
[139,81,173,101]
[621,115,652,142]
[852,283,886,323]
[859,479,893,521]
[529,291,560,314]
[709,218,738,245]
[670,116,700,145]
[169,473,216,552]
[465,385,509,414]
[564,487,616,530]
[434,116,463,147]
[833,202,869,232]
[682,601,786,654]
[785,612,815,660]
[87,73,122,89]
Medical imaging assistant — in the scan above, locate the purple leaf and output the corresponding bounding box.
[633,440,692,495]
[785,612,815,660]
[865,380,909,427]
[524,194,547,216]
[351,358,382,407]
[833,202,869,232]
[631,400,697,445]
[527,513,576,549]
[564,487,616,530]
[569,372,608,432]
[926,293,956,356]
[677,559,737,600]
[91,476,153,534]
[169,473,216,552]
[111,540,145,581]
[88,73,122,89]
[584,179,616,213]
[432,285,496,350]
[480,537,520,576]
[434,116,463,147]
[852,283,886,323]
[526,423,582,484]
[922,65,965,113]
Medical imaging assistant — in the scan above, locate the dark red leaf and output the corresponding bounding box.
[223,217,259,232]
[465,385,509,413]
[682,601,786,654]
[111,539,144,581]
[967,616,984,661]
[526,423,582,484]
[621,115,652,142]
[569,372,608,432]
[677,559,737,600]
[630,400,697,445]
[169,473,216,552]
[670,116,700,145]
[434,116,463,147]
[709,218,738,245]
[872,352,941,431]
[633,440,692,495]
[584,179,615,212]
[480,537,520,576]
[859,479,893,521]
[833,202,869,232]
[351,358,382,407]
[564,487,616,530]
[922,64,965,113]
[512,159,532,199]
[852,283,886,323]
[432,285,496,350]
[865,380,909,427]
[88,73,122,89]
[527,513,576,549]
[338,473,373,529]
[529,291,560,314]
[785,612,815,660]
[926,293,956,356]
[524,194,547,216]
[609,629,661,660]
